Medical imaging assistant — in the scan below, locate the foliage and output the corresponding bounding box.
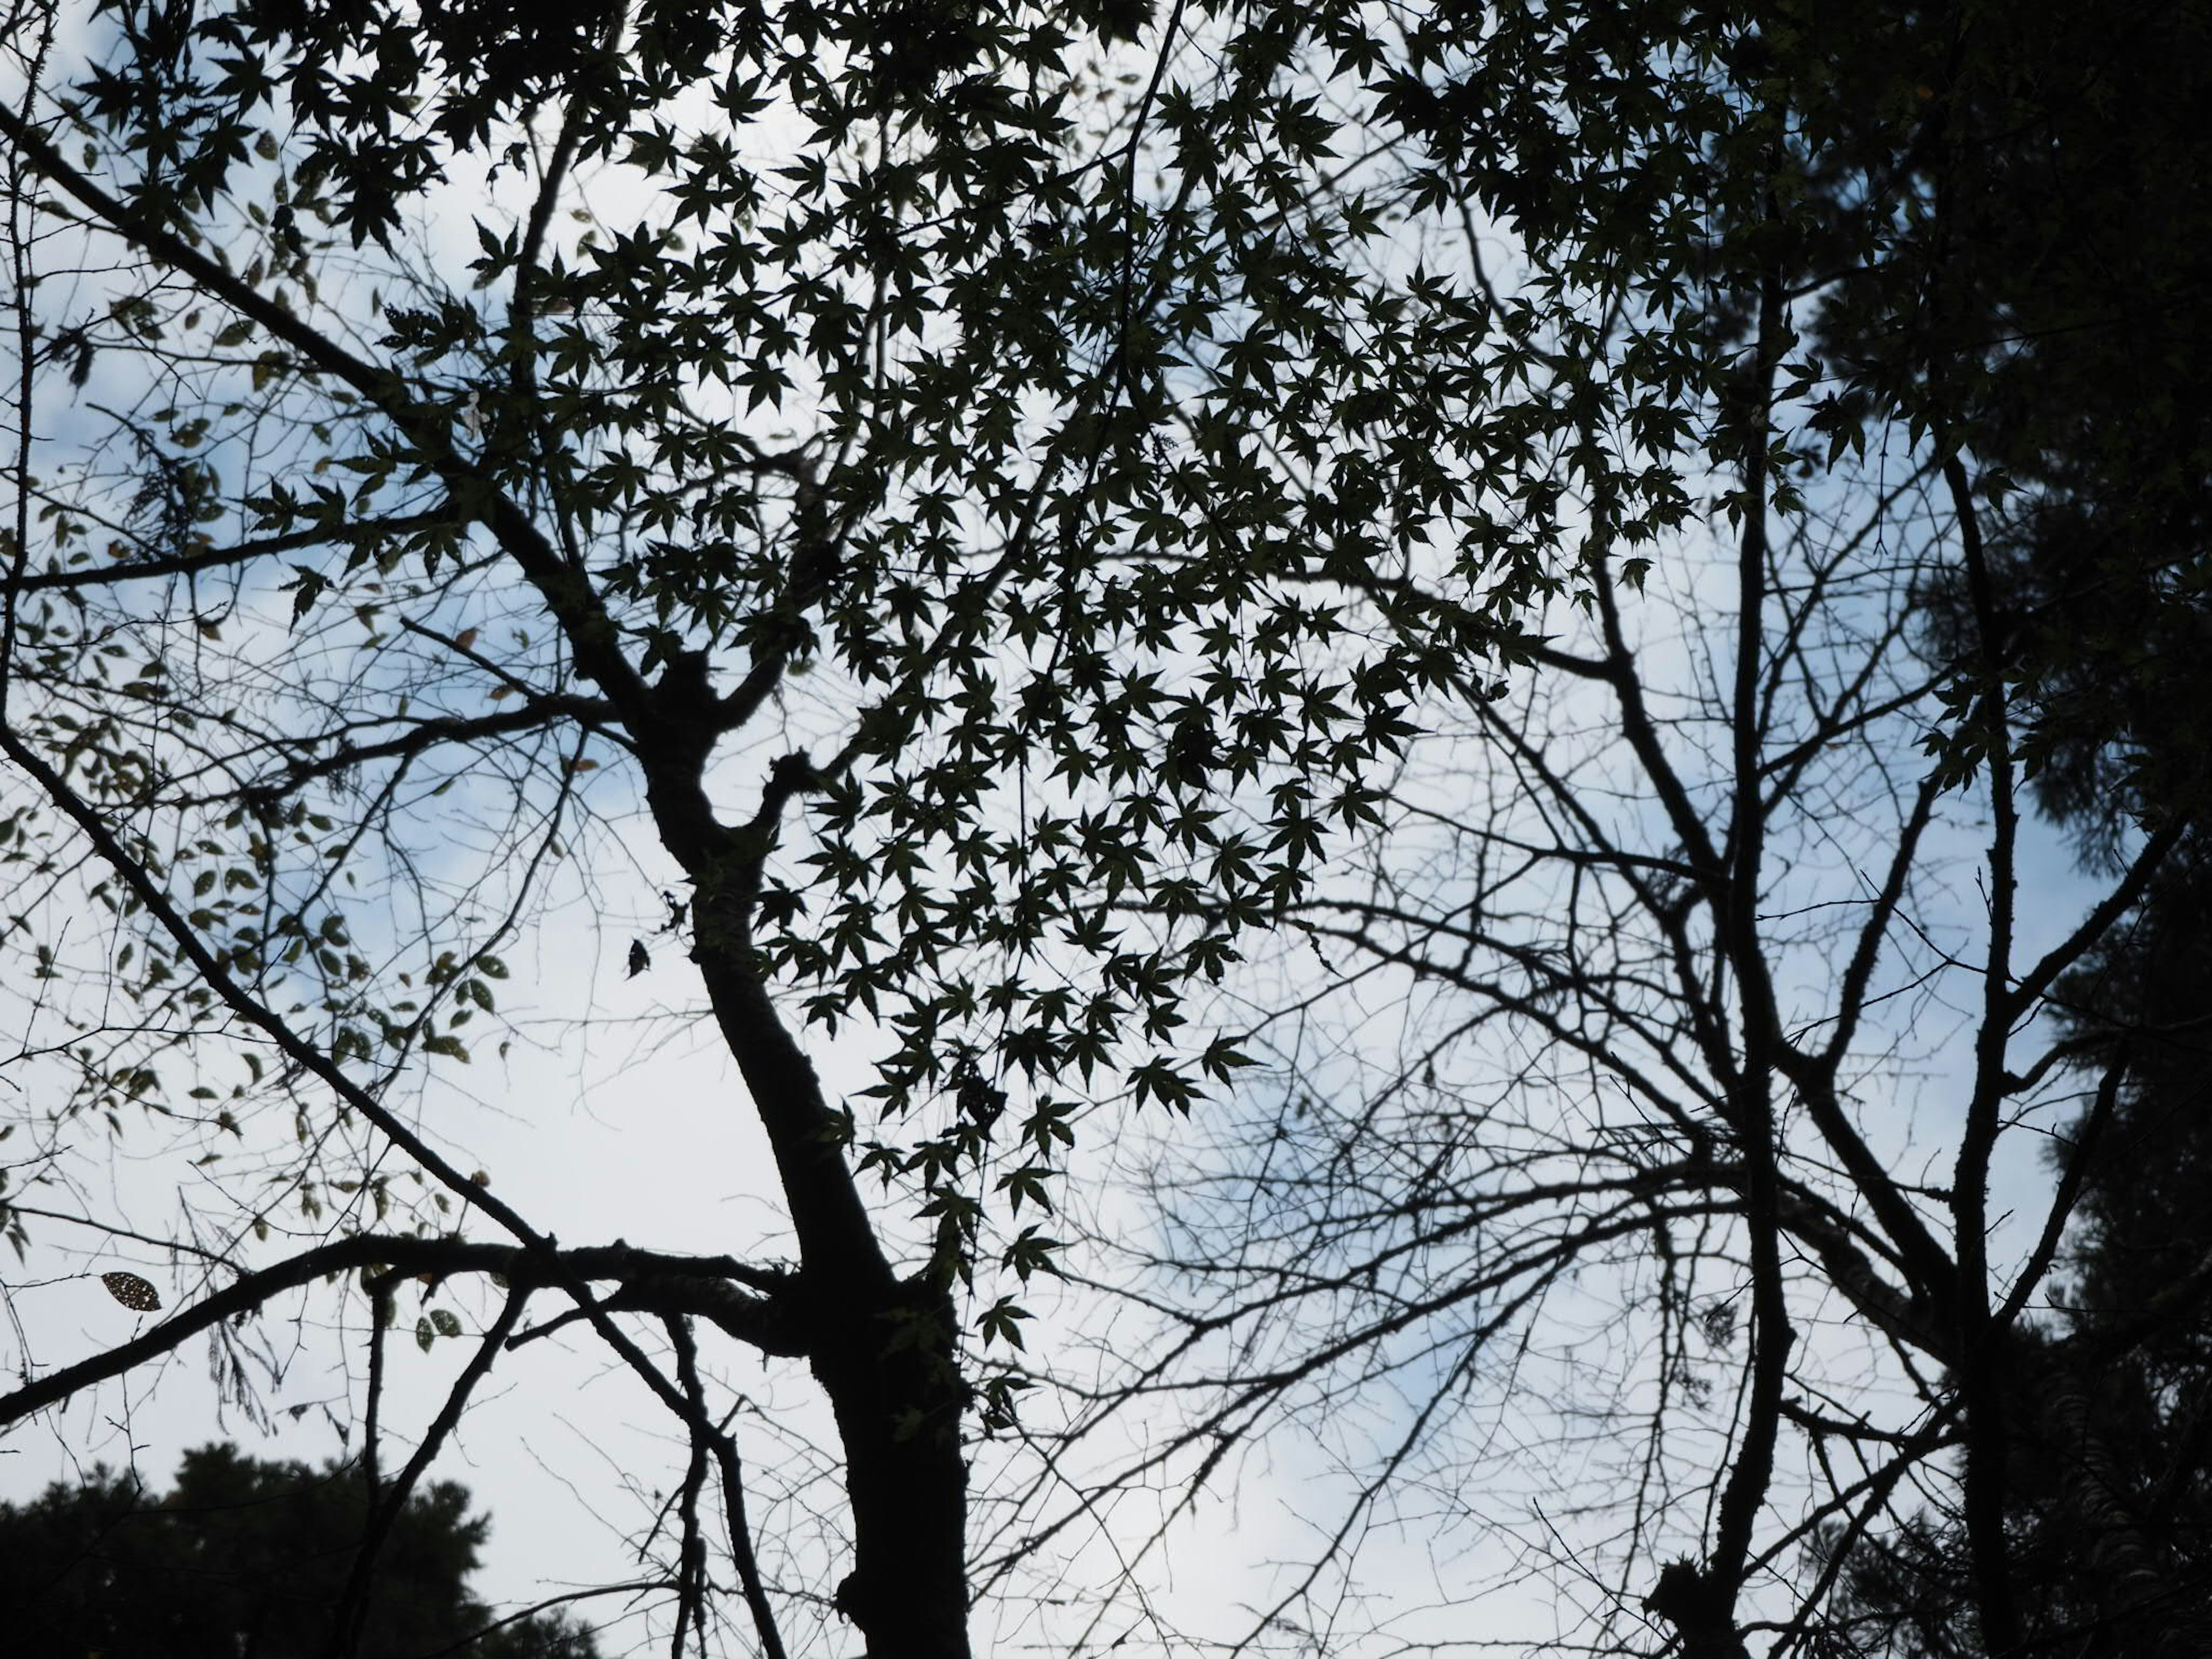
[2,0,2202,1654]
[2,1442,599,1659]
[1014,2,2212,1655]
[1793,2,2212,1651]
[0,0,1618,1653]
[1813,857,2212,1659]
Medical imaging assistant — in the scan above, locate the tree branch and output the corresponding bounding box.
[0,1235,801,1428]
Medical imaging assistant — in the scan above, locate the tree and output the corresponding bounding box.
[0,1,1620,1655]
[1786,2,2212,1650]
[1802,0,2212,1624]
[5,1442,600,1658]
[7,2,2197,1656]
[1816,854,2212,1659]
[1028,3,2212,1656]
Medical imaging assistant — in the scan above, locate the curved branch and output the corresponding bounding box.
[2,512,456,594]
[0,1234,801,1428]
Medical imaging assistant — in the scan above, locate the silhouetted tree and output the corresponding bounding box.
[3,1444,599,1659]
[1033,3,2212,1654]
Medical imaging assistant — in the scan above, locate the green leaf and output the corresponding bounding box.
[975,1296,1031,1351]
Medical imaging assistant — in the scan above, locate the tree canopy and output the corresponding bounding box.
[4,1442,599,1658]
[1,0,2205,1656]
[0,1,1561,1652]
[1004,2,2212,1654]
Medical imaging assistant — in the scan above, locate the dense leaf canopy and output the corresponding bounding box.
[3,1444,597,1658]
